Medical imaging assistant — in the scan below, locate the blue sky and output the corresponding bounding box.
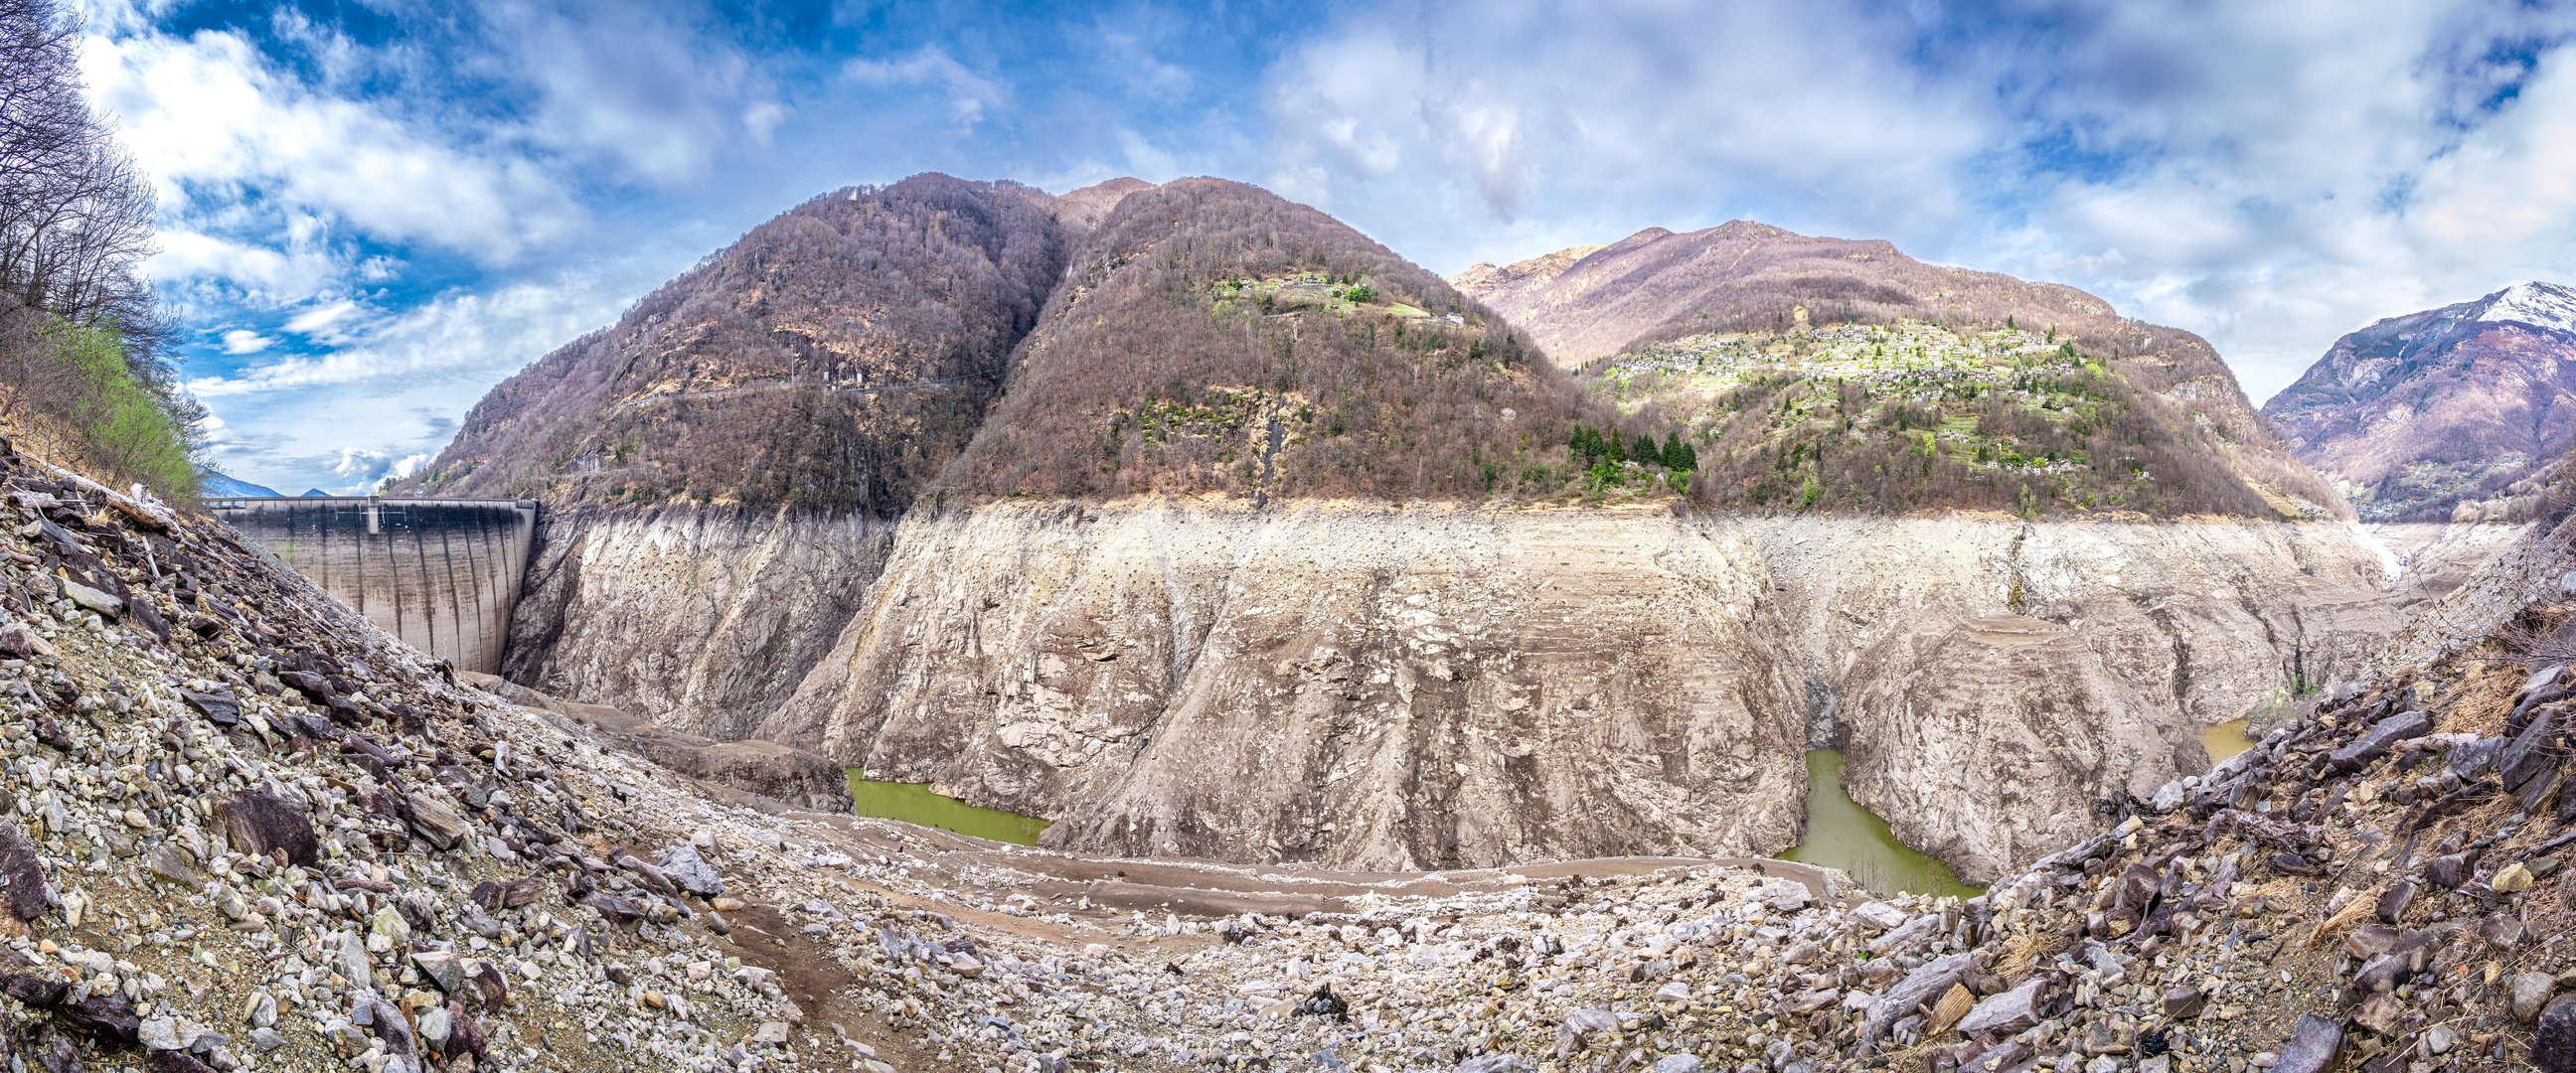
[76,0,2576,493]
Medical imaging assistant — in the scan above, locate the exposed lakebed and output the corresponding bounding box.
[847,771,1050,845]
[1781,750,1981,897]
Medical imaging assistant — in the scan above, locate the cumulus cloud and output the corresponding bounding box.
[218,329,271,355]
[1986,1,2576,398]
[330,446,429,487]
[82,28,583,269]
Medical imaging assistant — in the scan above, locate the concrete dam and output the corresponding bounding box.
[209,496,538,673]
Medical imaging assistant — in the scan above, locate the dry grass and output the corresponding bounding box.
[2304,882,2384,949]
[2436,660,2520,737]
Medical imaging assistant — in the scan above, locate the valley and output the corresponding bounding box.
[167,171,2575,1070]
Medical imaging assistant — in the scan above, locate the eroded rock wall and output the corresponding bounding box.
[1751,519,2399,879]
[766,502,1812,871]
[762,503,2422,880]
[502,506,891,739]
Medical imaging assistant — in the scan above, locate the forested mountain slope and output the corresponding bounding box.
[939,178,1625,503]
[396,174,1068,513]
[1454,224,2345,519]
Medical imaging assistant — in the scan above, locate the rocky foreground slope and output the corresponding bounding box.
[7,431,2576,1072]
[2265,281,2576,522]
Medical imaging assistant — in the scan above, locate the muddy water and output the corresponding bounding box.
[1781,750,1982,898]
[2199,717,2258,764]
[846,771,1050,845]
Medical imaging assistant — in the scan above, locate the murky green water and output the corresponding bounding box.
[2199,717,2257,764]
[1781,750,1982,898]
[845,771,1049,845]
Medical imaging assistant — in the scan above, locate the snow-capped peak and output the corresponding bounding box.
[2474,281,2576,334]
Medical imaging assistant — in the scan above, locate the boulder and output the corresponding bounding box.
[2540,995,2576,1073]
[180,689,240,728]
[658,844,724,898]
[0,822,47,921]
[1956,978,2043,1037]
[218,790,317,867]
[2329,710,2432,773]
[2274,1013,2343,1073]
[405,795,469,850]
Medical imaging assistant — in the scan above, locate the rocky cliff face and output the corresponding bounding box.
[500,506,890,739]
[2264,281,2576,521]
[769,503,2408,881]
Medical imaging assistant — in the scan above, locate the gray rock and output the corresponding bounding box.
[60,579,119,617]
[2517,971,2560,1023]
[2273,1013,2343,1073]
[138,1014,182,1050]
[2328,710,2431,772]
[1957,978,2043,1036]
[2148,779,2186,813]
[658,843,724,898]
[1650,1057,1703,1073]
[1761,880,1810,912]
[417,1007,450,1052]
[1562,1008,1620,1034]
[404,795,468,850]
[1862,952,1971,1050]
[1457,1058,1534,1073]
[411,950,463,995]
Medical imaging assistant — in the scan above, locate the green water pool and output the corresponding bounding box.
[2200,717,2257,764]
[846,771,1049,845]
[1781,749,1982,898]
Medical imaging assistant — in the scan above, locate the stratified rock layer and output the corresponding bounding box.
[767,503,2411,880]
[501,506,890,739]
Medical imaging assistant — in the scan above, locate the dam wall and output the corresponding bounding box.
[209,497,538,673]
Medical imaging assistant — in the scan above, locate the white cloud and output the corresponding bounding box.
[482,1,778,185]
[147,230,345,300]
[280,299,368,343]
[1982,1,2576,400]
[843,47,1008,128]
[1264,2,1988,230]
[218,329,271,355]
[81,27,582,268]
[188,271,623,398]
[331,447,429,486]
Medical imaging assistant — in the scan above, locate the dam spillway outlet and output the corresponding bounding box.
[209,497,538,674]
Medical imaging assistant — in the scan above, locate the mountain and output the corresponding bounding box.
[2262,281,2576,522]
[384,176,2433,881]
[195,467,279,497]
[1452,223,2346,519]
[298,488,329,497]
[398,173,1070,514]
[940,177,1610,502]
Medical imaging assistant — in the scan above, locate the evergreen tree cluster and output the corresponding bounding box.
[1568,422,1696,472]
